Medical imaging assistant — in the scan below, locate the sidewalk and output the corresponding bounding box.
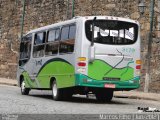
[0,78,17,86]
[114,91,160,102]
[0,77,160,101]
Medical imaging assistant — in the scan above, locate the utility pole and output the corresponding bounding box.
[20,0,26,41]
[66,0,75,19]
[72,0,75,18]
[144,0,155,92]
[66,0,69,19]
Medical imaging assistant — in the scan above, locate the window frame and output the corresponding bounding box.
[60,26,70,41]
[19,33,32,66]
[33,31,46,58]
[85,20,138,45]
[34,31,46,45]
[47,28,60,43]
[45,28,60,56]
[68,24,76,39]
[59,23,76,54]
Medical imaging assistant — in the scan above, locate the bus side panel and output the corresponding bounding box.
[36,60,75,89]
[22,71,37,88]
[88,59,134,81]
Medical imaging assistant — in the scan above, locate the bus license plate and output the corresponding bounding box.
[103,77,120,81]
[104,84,115,88]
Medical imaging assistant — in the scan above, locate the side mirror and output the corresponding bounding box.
[88,46,95,62]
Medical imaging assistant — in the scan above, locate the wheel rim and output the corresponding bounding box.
[52,83,57,97]
[21,81,25,92]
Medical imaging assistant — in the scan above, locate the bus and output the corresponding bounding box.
[17,16,141,102]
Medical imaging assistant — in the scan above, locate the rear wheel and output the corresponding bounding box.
[21,78,30,95]
[52,81,63,101]
[95,89,113,102]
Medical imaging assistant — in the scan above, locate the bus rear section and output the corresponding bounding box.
[75,17,141,101]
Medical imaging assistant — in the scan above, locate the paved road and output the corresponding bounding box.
[0,85,160,114]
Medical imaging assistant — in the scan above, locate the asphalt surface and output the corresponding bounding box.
[0,85,160,114]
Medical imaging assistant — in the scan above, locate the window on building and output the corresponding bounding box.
[59,24,76,54]
[45,29,60,55]
[33,32,46,58]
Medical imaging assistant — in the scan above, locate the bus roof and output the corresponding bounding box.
[26,18,78,35]
[25,16,139,35]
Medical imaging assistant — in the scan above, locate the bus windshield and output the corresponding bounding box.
[85,20,138,45]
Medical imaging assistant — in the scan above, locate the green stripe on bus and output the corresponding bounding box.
[88,59,134,81]
[75,74,140,89]
[36,60,75,88]
[22,71,37,88]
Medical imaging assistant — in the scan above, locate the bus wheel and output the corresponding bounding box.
[52,81,63,101]
[21,78,30,95]
[95,90,113,102]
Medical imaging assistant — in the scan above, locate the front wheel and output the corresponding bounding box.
[52,81,63,101]
[95,90,113,102]
[21,78,30,95]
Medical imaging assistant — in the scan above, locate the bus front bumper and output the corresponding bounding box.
[75,74,140,89]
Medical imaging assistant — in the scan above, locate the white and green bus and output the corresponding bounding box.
[17,16,141,102]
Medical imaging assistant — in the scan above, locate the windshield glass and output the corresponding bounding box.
[85,20,138,45]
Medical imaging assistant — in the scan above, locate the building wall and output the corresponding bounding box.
[0,0,160,92]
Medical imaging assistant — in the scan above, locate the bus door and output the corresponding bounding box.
[19,34,32,76]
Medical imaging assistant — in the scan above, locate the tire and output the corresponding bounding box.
[52,80,63,101]
[21,78,30,95]
[95,90,113,102]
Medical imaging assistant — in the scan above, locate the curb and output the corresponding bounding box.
[114,92,160,102]
[114,95,159,101]
[0,82,17,86]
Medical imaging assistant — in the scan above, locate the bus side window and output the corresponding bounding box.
[19,34,32,66]
[69,25,76,39]
[59,24,76,54]
[33,32,46,58]
[45,29,60,55]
